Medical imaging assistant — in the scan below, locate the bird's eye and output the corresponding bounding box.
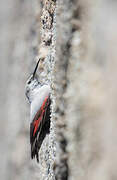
[28,80,31,84]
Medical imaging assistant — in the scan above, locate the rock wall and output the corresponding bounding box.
[1,0,117,180]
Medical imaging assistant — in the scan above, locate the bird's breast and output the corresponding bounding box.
[30,85,50,122]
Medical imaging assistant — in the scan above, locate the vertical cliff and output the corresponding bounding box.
[1,0,117,180]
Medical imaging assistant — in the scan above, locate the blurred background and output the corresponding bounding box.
[0,0,40,179]
[1,0,117,180]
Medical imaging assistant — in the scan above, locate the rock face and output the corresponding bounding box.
[1,0,117,180]
[54,1,117,180]
[0,0,39,179]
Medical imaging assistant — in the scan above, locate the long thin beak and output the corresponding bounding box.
[32,59,40,79]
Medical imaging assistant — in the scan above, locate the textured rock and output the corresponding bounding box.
[1,0,117,180]
[53,0,117,180]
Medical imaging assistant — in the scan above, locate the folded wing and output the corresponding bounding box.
[30,96,50,162]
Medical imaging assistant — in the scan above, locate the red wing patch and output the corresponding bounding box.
[33,114,42,136]
[33,96,48,136]
[30,96,49,162]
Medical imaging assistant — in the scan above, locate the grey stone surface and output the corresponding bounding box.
[0,0,39,179]
[1,0,117,180]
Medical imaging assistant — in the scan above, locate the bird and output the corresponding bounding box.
[25,59,51,162]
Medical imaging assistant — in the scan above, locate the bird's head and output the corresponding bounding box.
[25,59,40,102]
